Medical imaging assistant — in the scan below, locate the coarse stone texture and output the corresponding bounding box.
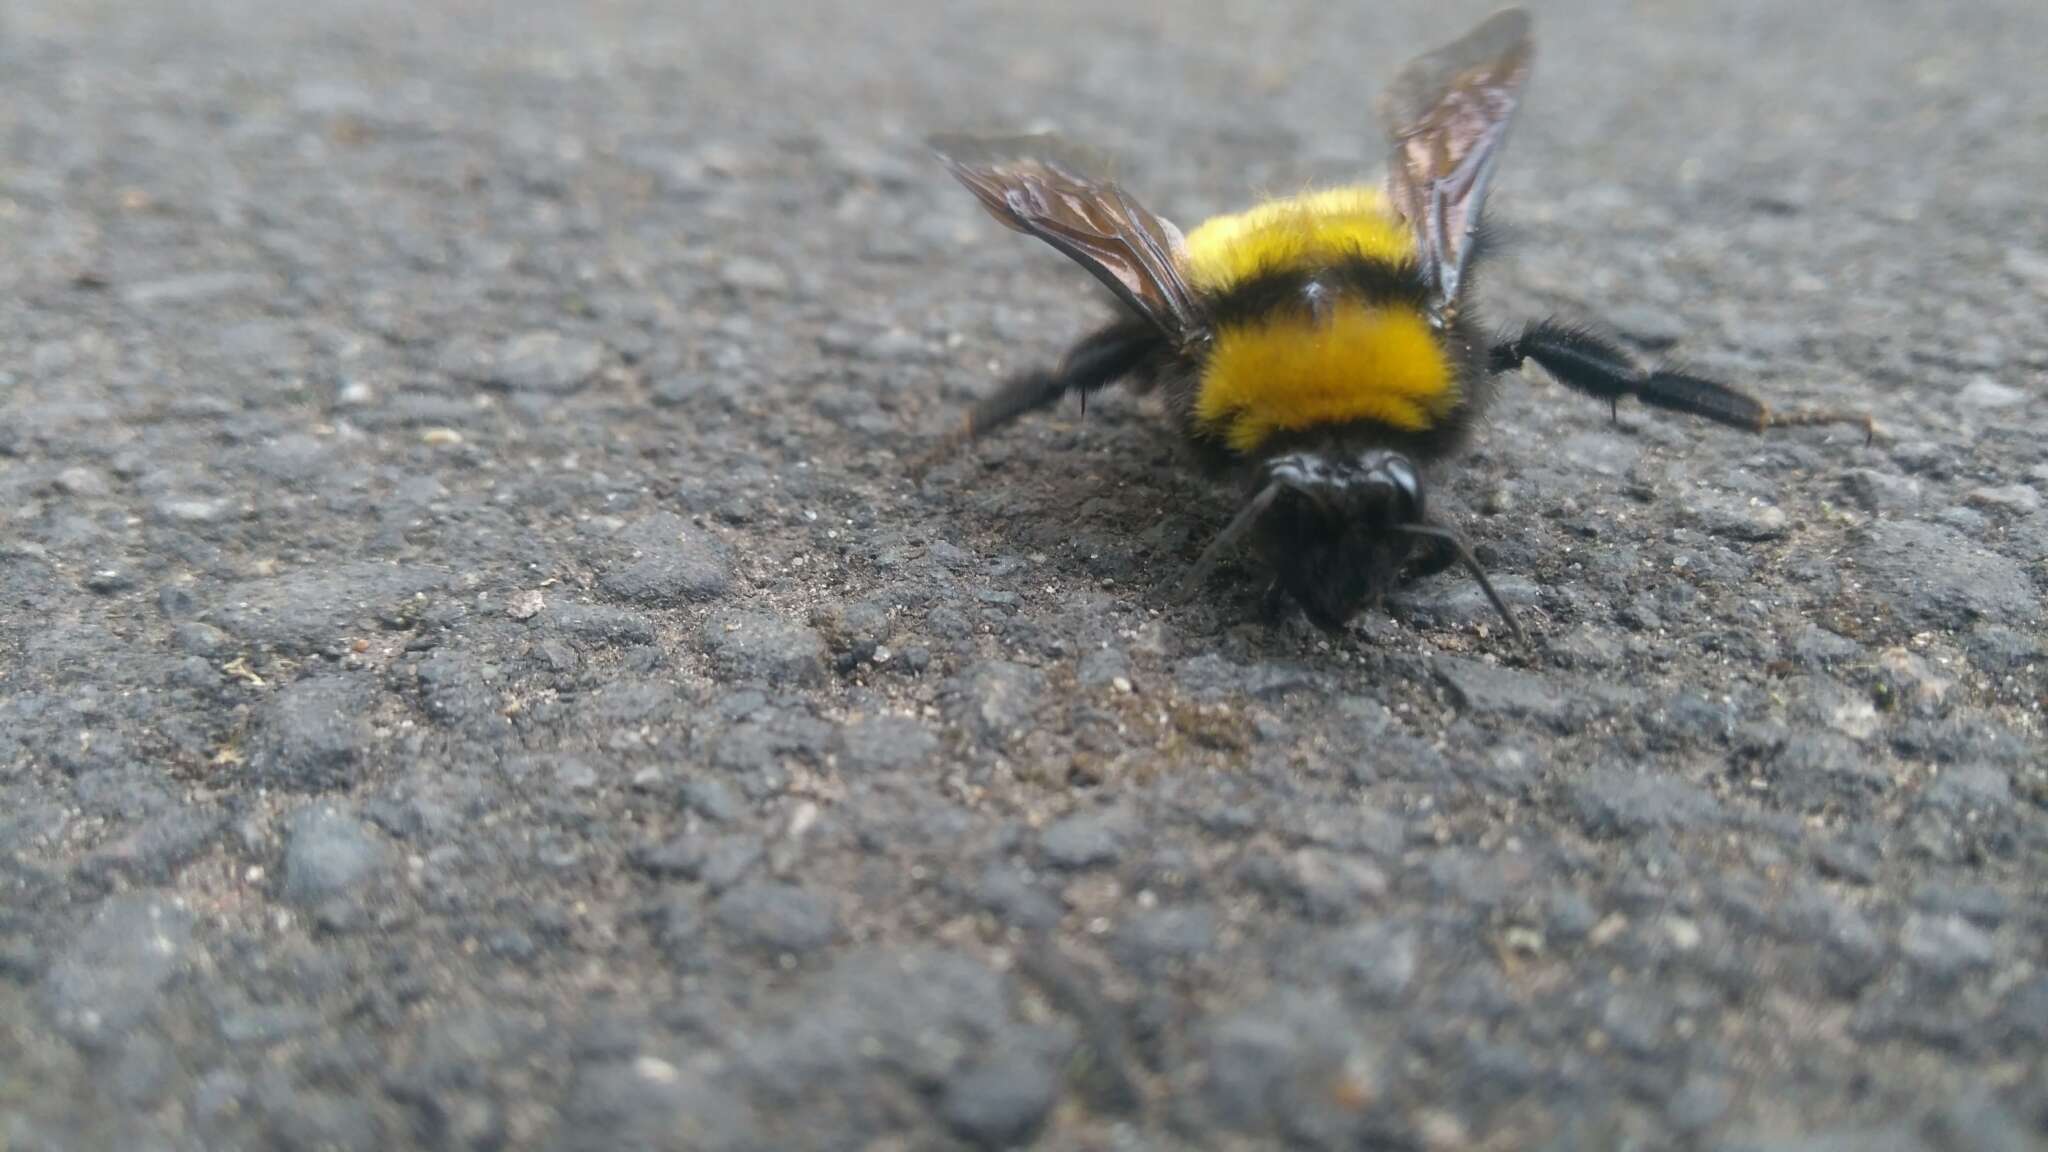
[1,1,2043,1149]
[39,894,195,1048]
[281,804,389,906]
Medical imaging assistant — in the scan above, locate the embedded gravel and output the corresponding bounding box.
[2,1,2046,1149]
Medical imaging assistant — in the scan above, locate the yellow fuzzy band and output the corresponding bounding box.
[1195,303,1454,454]
[1182,185,1416,290]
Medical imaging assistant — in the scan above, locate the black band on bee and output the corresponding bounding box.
[1204,257,1432,330]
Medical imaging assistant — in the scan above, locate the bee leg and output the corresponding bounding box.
[912,366,1063,478]
[1491,320,1873,443]
[912,319,1162,476]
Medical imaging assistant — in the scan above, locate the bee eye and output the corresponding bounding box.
[1386,458,1420,504]
[1264,454,1323,488]
[1361,453,1423,518]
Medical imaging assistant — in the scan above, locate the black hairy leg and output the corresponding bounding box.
[1491,320,1872,441]
[915,318,1163,475]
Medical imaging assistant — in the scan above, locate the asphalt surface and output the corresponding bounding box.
[2,1,2046,1149]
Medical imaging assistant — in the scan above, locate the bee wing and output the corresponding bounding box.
[930,133,1205,340]
[1376,8,1533,310]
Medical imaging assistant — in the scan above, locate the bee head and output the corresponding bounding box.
[1180,448,1520,639]
[1250,450,1426,631]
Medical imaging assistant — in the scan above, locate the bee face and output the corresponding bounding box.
[1252,451,1426,631]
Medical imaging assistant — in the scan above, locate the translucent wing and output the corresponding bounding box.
[930,133,1205,340]
[1376,8,1534,311]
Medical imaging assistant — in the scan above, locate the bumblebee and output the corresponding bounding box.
[927,8,1868,637]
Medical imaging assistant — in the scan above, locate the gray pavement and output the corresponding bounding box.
[2,0,2045,1148]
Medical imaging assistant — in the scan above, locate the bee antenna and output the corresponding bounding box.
[1392,523,1525,644]
[1178,481,1283,603]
